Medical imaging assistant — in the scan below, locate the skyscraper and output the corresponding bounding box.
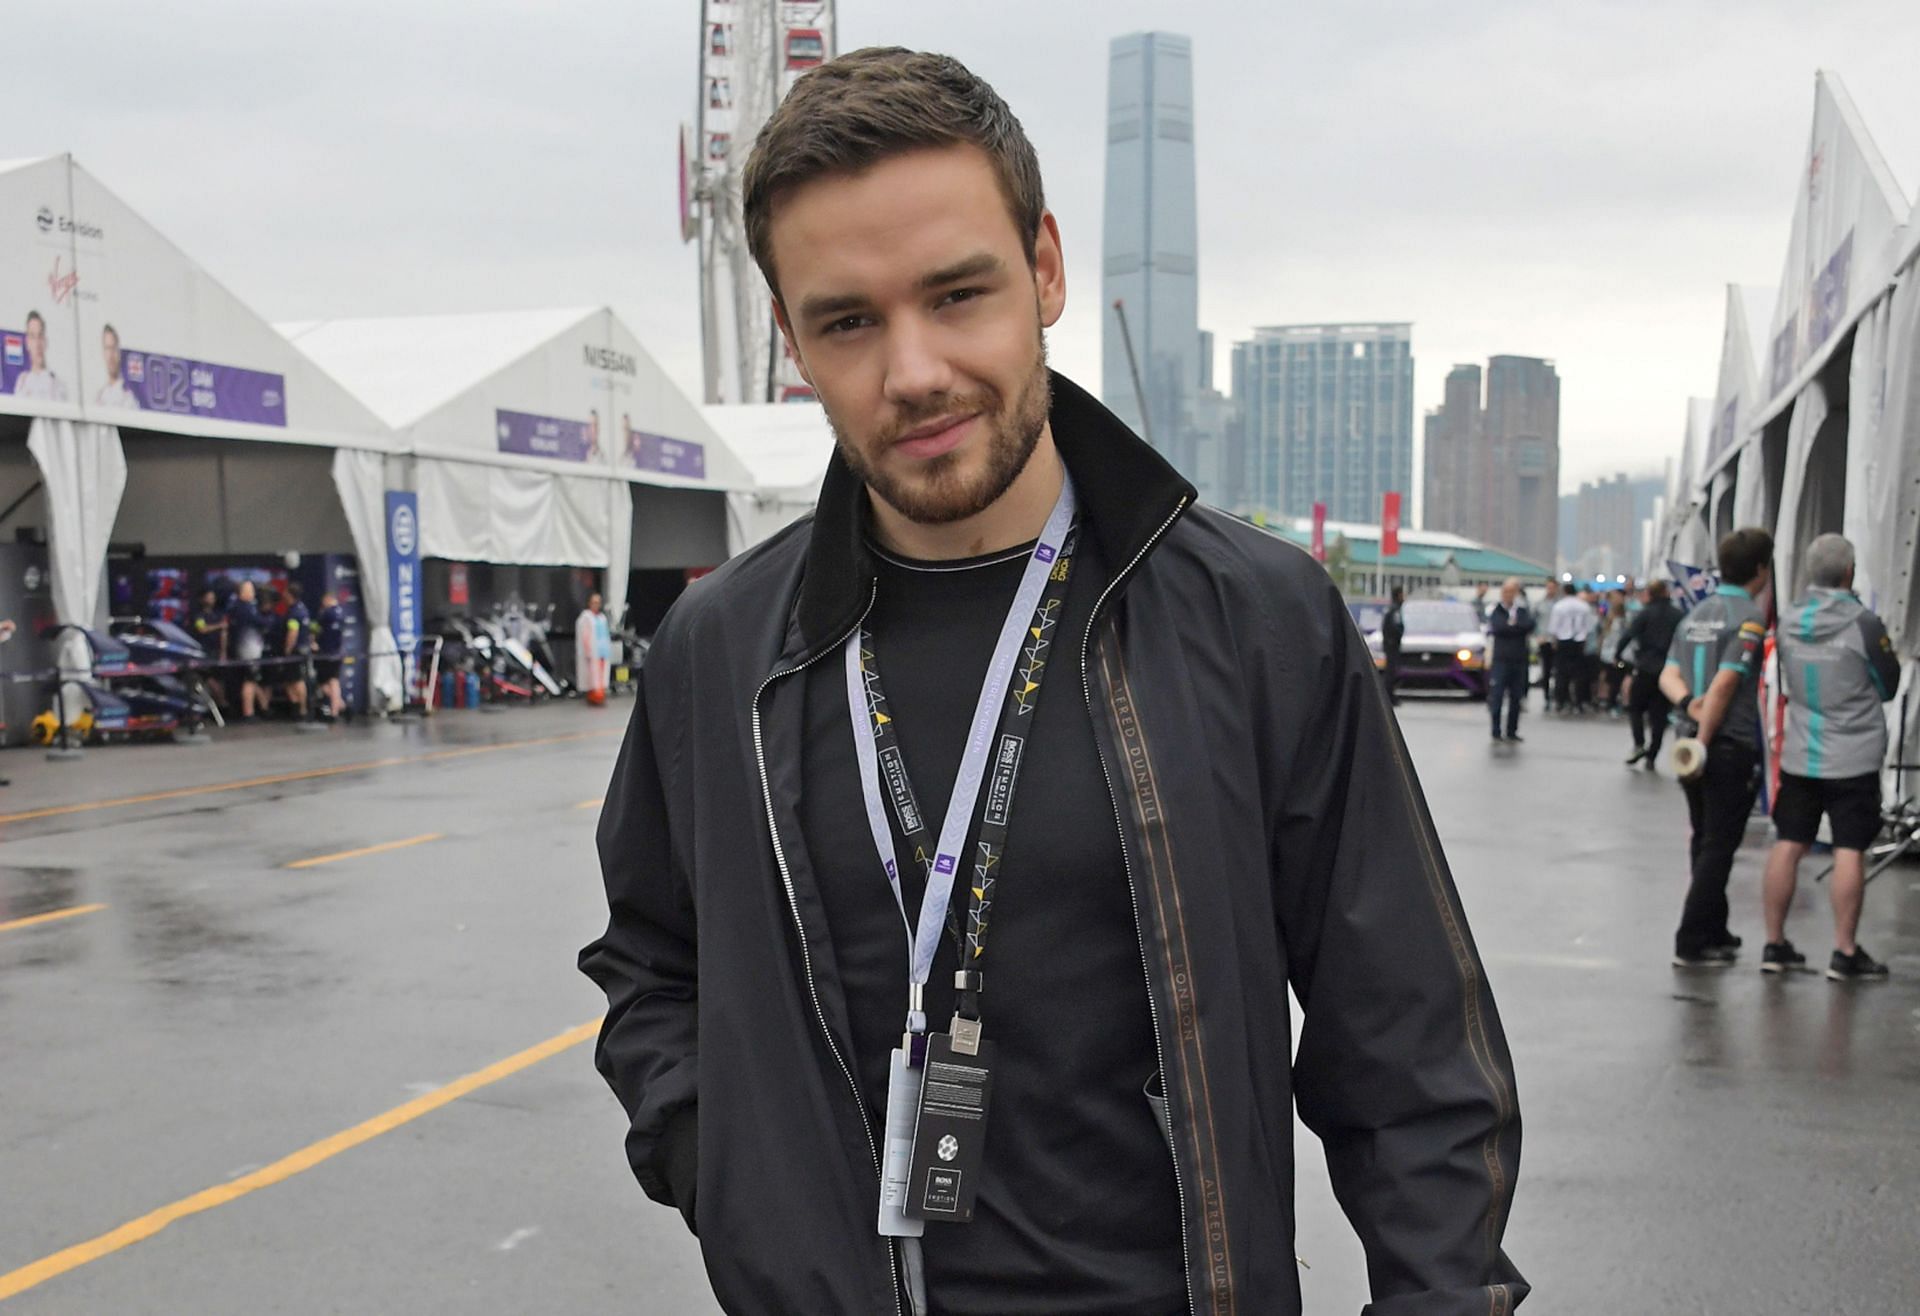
[1421,364,1484,537]
[1418,355,1561,566]
[1483,355,1560,567]
[1232,323,1415,524]
[1102,33,1201,483]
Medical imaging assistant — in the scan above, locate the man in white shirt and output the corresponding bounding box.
[1549,584,1597,712]
[11,310,70,402]
[93,323,137,409]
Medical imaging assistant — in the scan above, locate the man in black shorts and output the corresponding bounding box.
[1761,534,1899,980]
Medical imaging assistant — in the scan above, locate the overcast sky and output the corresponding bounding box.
[9,0,1917,494]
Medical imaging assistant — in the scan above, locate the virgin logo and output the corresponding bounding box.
[48,256,79,305]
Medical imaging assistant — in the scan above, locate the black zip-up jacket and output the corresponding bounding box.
[1487,601,1535,666]
[581,374,1527,1315]
[1621,597,1682,674]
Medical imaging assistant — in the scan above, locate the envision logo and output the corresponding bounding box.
[33,209,105,241]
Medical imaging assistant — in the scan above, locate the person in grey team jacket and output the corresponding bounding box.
[1760,534,1900,980]
[580,47,1524,1316]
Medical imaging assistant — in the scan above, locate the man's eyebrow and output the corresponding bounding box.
[796,291,869,322]
[918,252,1004,290]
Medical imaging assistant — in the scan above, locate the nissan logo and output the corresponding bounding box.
[390,503,417,557]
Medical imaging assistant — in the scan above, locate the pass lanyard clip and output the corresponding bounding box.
[845,476,1078,1048]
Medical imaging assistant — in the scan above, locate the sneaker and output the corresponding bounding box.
[1761,941,1807,974]
[1625,748,1647,765]
[1672,947,1738,968]
[1490,731,1504,742]
[1506,733,1524,743]
[1716,933,1743,951]
[1827,947,1890,981]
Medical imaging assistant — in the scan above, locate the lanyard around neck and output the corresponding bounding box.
[843,477,1078,1037]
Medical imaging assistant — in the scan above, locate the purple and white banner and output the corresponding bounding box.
[496,408,596,462]
[117,349,287,426]
[627,429,707,479]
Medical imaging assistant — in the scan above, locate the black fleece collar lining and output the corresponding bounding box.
[789,371,1195,661]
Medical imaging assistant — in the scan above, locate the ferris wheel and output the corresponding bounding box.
[684,0,836,406]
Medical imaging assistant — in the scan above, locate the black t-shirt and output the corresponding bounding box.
[799,535,1185,1316]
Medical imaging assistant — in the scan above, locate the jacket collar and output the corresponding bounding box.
[785,370,1195,662]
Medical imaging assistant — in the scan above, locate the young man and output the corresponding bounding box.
[1660,528,1773,968]
[581,49,1524,1316]
[1486,577,1534,743]
[1760,534,1897,980]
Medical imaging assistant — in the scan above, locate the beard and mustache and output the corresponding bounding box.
[828,328,1051,528]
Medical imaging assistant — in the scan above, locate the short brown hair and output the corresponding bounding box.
[743,48,1045,301]
[1717,527,1774,589]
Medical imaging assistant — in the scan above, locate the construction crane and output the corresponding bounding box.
[684,0,836,405]
[1111,299,1154,447]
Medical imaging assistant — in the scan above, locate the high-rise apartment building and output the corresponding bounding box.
[1232,323,1414,524]
[1562,473,1662,578]
[1102,33,1203,485]
[1420,355,1561,566]
[1421,364,1484,537]
[1484,355,1560,568]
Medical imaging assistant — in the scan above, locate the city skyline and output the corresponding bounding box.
[13,2,1919,490]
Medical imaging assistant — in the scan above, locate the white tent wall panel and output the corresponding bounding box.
[1845,298,1892,606]
[27,419,126,705]
[605,479,633,628]
[331,448,402,711]
[1769,379,1831,601]
[1876,264,1920,651]
[414,458,612,568]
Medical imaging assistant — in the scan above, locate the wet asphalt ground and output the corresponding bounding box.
[1,691,1916,1314]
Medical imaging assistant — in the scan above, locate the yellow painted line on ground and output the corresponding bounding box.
[0,1017,602,1303]
[0,903,107,935]
[0,729,621,827]
[284,833,444,870]
[574,797,604,810]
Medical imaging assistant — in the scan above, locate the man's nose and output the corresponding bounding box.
[881,315,955,405]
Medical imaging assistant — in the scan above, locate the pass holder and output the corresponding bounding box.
[878,1047,926,1238]
[904,1019,996,1224]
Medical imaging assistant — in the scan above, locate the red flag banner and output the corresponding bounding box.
[1381,491,1402,558]
[1311,501,1327,562]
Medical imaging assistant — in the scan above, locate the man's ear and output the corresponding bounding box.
[1033,211,1066,329]
[771,298,813,387]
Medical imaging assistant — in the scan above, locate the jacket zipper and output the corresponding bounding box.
[1078,495,1197,1316]
[749,581,907,1316]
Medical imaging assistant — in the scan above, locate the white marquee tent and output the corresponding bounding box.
[282,308,755,625]
[0,155,404,700]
